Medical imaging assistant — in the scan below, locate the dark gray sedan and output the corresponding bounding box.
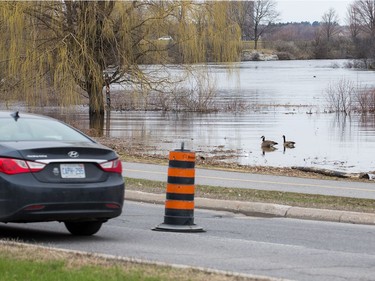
[0,111,124,235]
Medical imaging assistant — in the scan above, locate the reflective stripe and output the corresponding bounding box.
[165,200,194,210]
[167,167,195,178]
[166,184,195,194]
[169,151,195,162]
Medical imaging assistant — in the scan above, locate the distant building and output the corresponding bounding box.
[158,36,173,41]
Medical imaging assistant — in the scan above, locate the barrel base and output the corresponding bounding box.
[153,223,205,232]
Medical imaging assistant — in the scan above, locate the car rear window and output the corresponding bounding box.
[0,118,92,142]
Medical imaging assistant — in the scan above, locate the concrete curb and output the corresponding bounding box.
[125,190,375,225]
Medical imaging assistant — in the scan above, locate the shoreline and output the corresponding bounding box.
[94,136,374,183]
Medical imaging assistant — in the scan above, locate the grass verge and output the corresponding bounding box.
[0,242,261,281]
[126,177,375,214]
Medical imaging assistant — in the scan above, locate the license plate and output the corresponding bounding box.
[60,164,86,179]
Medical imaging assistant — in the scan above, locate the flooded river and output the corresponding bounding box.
[32,60,375,173]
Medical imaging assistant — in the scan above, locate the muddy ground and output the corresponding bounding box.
[95,136,373,182]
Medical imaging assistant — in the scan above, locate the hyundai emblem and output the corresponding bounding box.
[68,151,79,158]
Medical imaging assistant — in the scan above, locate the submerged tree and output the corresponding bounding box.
[0,1,241,130]
[325,78,355,115]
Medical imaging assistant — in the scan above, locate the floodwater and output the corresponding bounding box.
[44,60,375,173]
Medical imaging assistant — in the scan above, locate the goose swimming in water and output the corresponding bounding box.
[261,136,278,148]
[282,135,295,148]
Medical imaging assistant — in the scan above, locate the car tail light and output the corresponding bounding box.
[0,158,46,175]
[105,203,121,209]
[99,159,123,174]
[23,204,46,211]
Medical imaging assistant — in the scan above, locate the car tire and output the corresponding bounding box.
[64,221,103,236]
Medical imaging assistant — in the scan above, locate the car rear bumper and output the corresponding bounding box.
[0,173,125,223]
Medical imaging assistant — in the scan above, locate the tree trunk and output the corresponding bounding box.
[87,80,105,135]
[89,110,104,137]
[105,109,111,138]
[254,25,258,50]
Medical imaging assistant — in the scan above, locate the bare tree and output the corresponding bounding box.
[347,0,375,64]
[312,8,341,58]
[252,0,280,50]
[356,87,375,113]
[227,1,254,40]
[347,3,362,39]
[351,0,375,38]
[321,8,340,42]
[326,78,355,115]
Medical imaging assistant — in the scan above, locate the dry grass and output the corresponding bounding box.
[0,241,269,281]
[125,178,375,214]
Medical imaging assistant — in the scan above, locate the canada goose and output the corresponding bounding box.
[282,135,295,148]
[261,136,278,148]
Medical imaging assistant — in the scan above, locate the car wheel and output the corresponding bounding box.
[64,221,103,236]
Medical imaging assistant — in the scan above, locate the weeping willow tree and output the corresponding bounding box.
[0,1,241,130]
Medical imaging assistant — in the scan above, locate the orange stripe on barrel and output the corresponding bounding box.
[166,184,195,194]
[169,151,195,162]
[165,200,194,210]
[168,167,195,178]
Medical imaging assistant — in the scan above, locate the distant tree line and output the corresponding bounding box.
[248,0,375,67]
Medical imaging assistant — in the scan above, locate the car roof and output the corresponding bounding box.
[0,111,55,120]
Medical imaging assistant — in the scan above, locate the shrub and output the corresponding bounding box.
[325,78,355,115]
[356,88,375,113]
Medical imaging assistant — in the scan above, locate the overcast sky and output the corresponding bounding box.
[276,0,354,24]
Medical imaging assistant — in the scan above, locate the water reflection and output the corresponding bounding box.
[262,146,277,156]
[360,114,375,130]
[283,146,295,154]
[283,146,294,154]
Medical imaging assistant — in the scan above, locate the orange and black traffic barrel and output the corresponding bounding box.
[153,144,204,232]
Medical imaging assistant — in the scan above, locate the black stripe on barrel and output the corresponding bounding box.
[164,207,194,225]
[168,160,195,169]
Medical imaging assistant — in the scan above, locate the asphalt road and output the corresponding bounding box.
[1,162,374,281]
[1,201,375,281]
[123,162,375,199]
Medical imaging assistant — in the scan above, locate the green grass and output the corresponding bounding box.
[0,257,156,281]
[0,243,255,281]
[125,177,375,214]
